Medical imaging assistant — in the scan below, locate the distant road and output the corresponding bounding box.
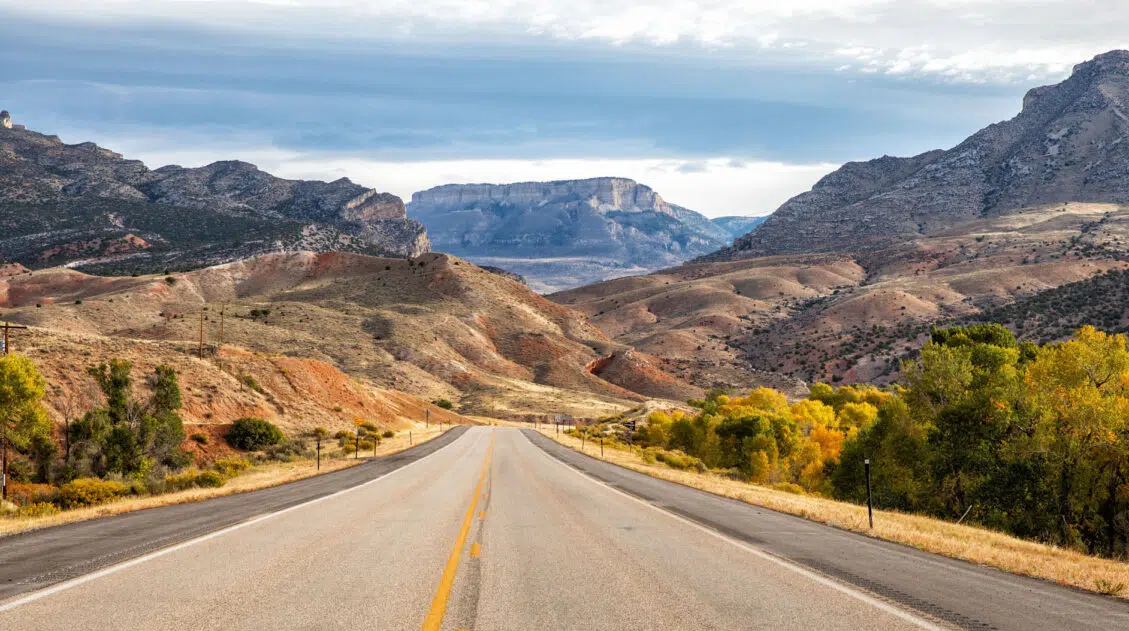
[2,427,1127,630]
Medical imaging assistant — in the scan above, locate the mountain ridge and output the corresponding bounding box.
[0,118,430,274]
[707,49,1129,262]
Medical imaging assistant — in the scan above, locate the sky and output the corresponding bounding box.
[1,1,1125,217]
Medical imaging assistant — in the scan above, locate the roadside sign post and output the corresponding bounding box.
[316,437,321,471]
[864,458,874,529]
[425,408,430,428]
[600,437,604,458]
[354,417,363,460]
[409,431,413,446]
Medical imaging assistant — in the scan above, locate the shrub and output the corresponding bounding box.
[769,482,805,495]
[7,482,55,506]
[190,433,208,444]
[213,457,252,477]
[655,450,706,472]
[360,422,378,432]
[240,374,263,394]
[56,478,129,509]
[194,471,226,488]
[226,417,284,450]
[256,440,312,463]
[165,470,201,492]
[17,502,60,518]
[382,430,395,438]
[357,440,375,451]
[433,399,453,410]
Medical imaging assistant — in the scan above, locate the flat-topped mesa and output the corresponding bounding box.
[412,177,675,215]
[0,110,12,129]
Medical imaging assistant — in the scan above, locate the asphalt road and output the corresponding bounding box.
[1,426,1127,630]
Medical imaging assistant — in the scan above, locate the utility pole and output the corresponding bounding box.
[864,458,874,529]
[198,308,207,359]
[2,321,28,356]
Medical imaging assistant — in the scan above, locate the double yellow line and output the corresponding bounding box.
[421,430,495,631]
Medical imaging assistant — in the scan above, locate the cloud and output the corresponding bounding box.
[1,0,1123,82]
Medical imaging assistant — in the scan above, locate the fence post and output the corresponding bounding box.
[864,458,874,529]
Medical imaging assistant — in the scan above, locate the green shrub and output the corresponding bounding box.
[213,457,252,477]
[17,502,60,518]
[56,478,129,509]
[190,433,208,444]
[226,417,284,450]
[194,471,226,488]
[382,430,395,438]
[360,422,378,432]
[433,399,453,410]
[357,440,375,451]
[240,374,264,394]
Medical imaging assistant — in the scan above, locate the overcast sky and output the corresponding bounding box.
[1,1,1124,216]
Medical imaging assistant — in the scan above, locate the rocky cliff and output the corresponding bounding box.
[408,177,728,292]
[0,116,429,273]
[708,50,1129,261]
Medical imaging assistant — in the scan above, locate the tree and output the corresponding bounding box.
[0,355,52,499]
[88,359,133,425]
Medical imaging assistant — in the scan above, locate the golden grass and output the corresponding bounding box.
[0,425,450,538]
[532,426,1129,599]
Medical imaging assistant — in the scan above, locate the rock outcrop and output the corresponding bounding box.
[409,177,728,292]
[0,111,11,130]
[0,123,429,273]
[707,50,1129,261]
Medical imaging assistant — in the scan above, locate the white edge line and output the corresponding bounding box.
[524,430,948,631]
[0,427,472,613]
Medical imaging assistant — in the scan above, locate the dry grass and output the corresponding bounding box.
[532,426,1129,600]
[0,425,451,538]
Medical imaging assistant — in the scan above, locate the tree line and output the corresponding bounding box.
[634,324,1129,557]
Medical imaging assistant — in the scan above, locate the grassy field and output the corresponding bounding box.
[0,426,450,538]
[527,424,1129,599]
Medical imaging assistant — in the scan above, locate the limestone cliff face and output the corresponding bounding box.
[412,178,676,216]
[409,177,728,292]
[707,49,1129,261]
[0,121,429,271]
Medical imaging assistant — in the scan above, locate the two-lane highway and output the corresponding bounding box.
[2,427,1126,630]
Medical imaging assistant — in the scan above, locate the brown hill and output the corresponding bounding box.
[1,251,701,417]
[10,327,469,459]
[555,203,1129,388]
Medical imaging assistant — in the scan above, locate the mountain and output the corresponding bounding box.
[707,50,1129,262]
[0,251,702,417]
[408,177,728,292]
[0,115,429,274]
[556,50,1129,390]
[711,215,767,242]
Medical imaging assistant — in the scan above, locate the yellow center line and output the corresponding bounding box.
[422,430,495,631]
[470,543,481,558]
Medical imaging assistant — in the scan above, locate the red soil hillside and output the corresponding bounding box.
[0,251,700,417]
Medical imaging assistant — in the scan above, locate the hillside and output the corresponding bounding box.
[408,178,728,292]
[556,202,1129,388]
[0,115,429,274]
[708,50,1129,261]
[0,251,702,418]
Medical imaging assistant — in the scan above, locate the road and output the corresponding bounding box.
[1,426,1126,630]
